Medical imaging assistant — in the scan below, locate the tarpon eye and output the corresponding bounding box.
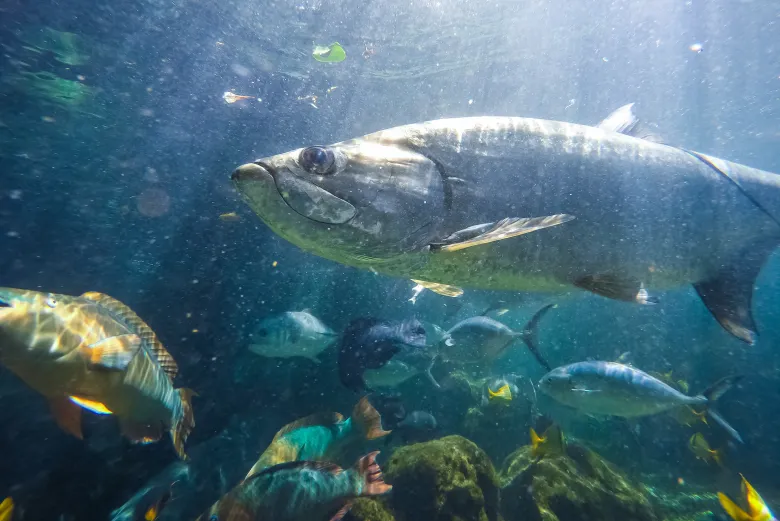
[299,146,336,175]
[45,294,57,308]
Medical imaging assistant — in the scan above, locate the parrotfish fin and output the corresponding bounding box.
[574,274,658,305]
[410,279,464,298]
[692,239,778,345]
[352,396,391,440]
[329,502,353,521]
[0,496,13,521]
[596,103,665,144]
[81,291,179,380]
[271,412,346,442]
[170,388,196,460]
[49,396,84,439]
[520,304,555,371]
[120,419,163,445]
[249,459,344,480]
[355,451,392,496]
[430,214,575,253]
[81,334,142,371]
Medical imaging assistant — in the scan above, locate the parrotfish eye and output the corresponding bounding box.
[299,146,336,175]
[45,294,57,308]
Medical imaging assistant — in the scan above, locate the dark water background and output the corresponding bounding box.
[1,0,779,519]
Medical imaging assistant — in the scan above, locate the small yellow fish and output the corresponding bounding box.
[670,406,708,427]
[677,379,690,394]
[719,474,776,521]
[219,211,240,221]
[0,497,13,521]
[688,433,723,467]
[530,424,565,458]
[487,383,512,402]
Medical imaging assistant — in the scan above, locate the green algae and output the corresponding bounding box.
[349,497,396,521]
[500,443,659,521]
[18,27,90,66]
[383,435,499,521]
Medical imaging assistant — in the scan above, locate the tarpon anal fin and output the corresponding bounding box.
[597,103,664,144]
[49,396,84,439]
[574,274,658,305]
[692,241,777,345]
[411,279,464,297]
[80,334,142,371]
[430,214,575,253]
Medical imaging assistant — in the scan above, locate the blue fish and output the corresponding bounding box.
[539,361,743,442]
[338,317,428,392]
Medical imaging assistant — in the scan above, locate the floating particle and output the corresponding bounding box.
[192,329,199,333]
[272,261,278,267]
[77,75,86,81]
[222,91,254,104]
[468,99,473,105]
[312,42,346,63]
[219,211,240,221]
[139,108,154,117]
[602,57,609,62]
[186,312,193,318]
[326,86,339,94]
[41,116,55,123]
[136,187,170,217]
[689,43,703,53]
[9,190,22,200]
[6,231,19,238]
[216,41,225,46]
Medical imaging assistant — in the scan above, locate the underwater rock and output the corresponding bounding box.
[346,497,397,521]
[500,442,660,521]
[381,435,500,521]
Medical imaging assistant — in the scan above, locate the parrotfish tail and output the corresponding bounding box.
[355,451,392,496]
[520,304,555,371]
[352,397,391,440]
[171,388,196,459]
[701,375,744,444]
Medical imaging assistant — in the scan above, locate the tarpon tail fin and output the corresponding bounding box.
[519,304,555,371]
[354,451,392,496]
[699,376,744,444]
[352,396,391,440]
[171,388,196,460]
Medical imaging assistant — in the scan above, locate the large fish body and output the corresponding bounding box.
[232,107,780,344]
[196,452,391,521]
[539,361,742,442]
[249,310,336,362]
[0,288,194,458]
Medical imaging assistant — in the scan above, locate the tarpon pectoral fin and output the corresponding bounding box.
[430,214,575,253]
[49,396,84,439]
[79,334,142,370]
[411,279,464,297]
[692,241,777,345]
[597,103,664,144]
[574,274,658,305]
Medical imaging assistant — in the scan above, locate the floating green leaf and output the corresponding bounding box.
[312,42,346,63]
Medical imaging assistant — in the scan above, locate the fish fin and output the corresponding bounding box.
[702,375,743,402]
[741,475,767,518]
[596,103,665,143]
[120,419,163,445]
[520,304,555,371]
[430,214,575,253]
[170,388,196,460]
[410,279,464,298]
[271,412,346,442]
[79,334,142,371]
[249,460,344,481]
[529,428,543,457]
[425,365,441,388]
[707,409,744,445]
[355,451,392,496]
[718,492,753,521]
[574,274,658,305]
[713,448,725,468]
[49,396,84,439]
[352,396,391,440]
[80,292,179,379]
[0,497,13,521]
[329,502,353,521]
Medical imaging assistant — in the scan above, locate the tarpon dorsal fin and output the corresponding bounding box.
[80,292,179,380]
[430,214,575,253]
[597,103,664,144]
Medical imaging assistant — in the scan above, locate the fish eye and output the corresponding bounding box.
[299,146,336,175]
[45,294,57,308]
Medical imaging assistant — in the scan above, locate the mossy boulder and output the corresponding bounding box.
[346,497,396,521]
[500,443,659,521]
[383,435,500,521]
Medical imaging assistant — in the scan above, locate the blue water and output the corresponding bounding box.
[1,0,779,519]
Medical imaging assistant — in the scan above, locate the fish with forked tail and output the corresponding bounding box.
[0,288,195,458]
[539,361,743,443]
[196,452,392,521]
[719,474,776,521]
[232,104,780,345]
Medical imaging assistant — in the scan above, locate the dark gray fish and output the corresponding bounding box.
[440,304,554,370]
[387,410,438,445]
[338,317,427,392]
[232,104,780,345]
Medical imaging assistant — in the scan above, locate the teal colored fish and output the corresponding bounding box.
[196,452,391,521]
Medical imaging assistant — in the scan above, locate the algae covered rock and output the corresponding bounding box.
[500,443,659,521]
[383,435,499,521]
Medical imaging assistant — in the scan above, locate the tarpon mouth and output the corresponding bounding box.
[232,161,357,225]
